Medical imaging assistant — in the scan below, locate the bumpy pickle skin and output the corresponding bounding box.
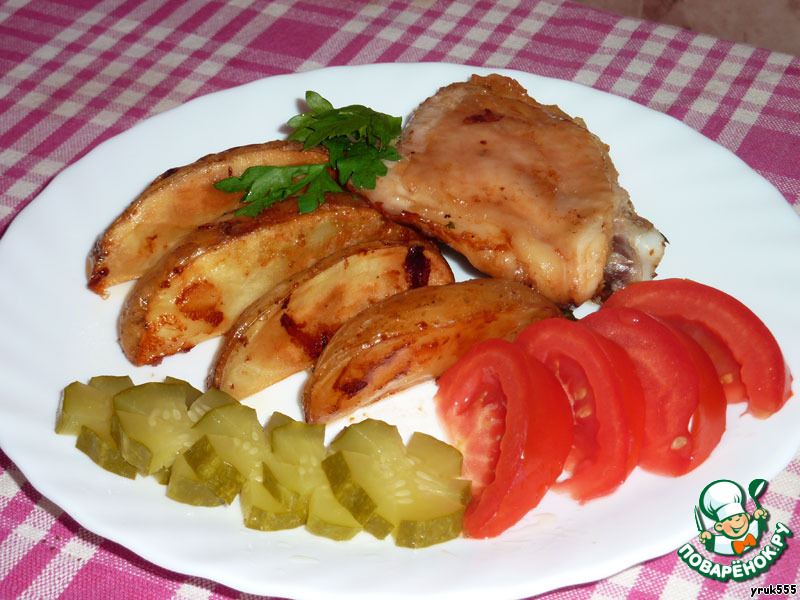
[323,419,469,546]
[240,478,306,532]
[167,453,226,506]
[395,500,465,548]
[322,449,394,539]
[181,403,271,504]
[306,485,362,541]
[57,381,137,479]
[151,466,172,485]
[183,435,246,504]
[263,418,351,530]
[75,425,138,479]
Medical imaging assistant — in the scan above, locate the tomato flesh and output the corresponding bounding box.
[582,307,725,476]
[435,339,573,538]
[660,320,727,467]
[515,318,645,502]
[604,278,792,418]
[665,317,747,405]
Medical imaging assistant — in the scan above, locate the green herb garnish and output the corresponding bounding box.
[215,91,402,215]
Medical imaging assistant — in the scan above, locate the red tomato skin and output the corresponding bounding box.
[661,321,727,468]
[597,338,645,476]
[581,307,703,476]
[435,339,573,539]
[515,319,645,502]
[603,278,792,418]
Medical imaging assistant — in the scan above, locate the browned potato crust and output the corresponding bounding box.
[303,278,562,423]
[88,140,329,296]
[210,239,455,400]
[118,194,419,366]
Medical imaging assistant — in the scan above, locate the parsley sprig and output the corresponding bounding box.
[214,91,402,215]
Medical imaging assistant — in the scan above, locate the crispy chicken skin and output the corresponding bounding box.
[362,74,666,306]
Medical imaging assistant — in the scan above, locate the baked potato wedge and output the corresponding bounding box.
[303,278,562,423]
[118,194,418,366]
[88,140,329,296]
[210,239,455,400]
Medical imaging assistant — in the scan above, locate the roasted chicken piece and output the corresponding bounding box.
[362,74,665,306]
[88,140,329,296]
[118,194,418,366]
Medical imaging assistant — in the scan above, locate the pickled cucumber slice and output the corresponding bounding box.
[111,382,196,475]
[322,450,393,539]
[183,403,270,503]
[57,381,111,435]
[164,376,203,407]
[88,375,134,397]
[395,495,464,548]
[329,418,406,460]
[306,485,362,541]
[166,454,225,506]
[191,403,269,480]
[57,381,137,479]
[240,478,306,532]
[151,466,171,485]
[406,431,463,479]
[260,460,301,510]
[407,432,471,506]
[322,450,378,525]
[75,425,138,479]
[264,411,295,440]
[262,419,331,520]
[187,387,236,423]
[323,419,467,545]
[271,421,327,487]
[183,435,245,504]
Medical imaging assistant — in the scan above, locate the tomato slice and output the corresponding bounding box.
[661,320,727,467]
[582,307,725,476]
[603,278,792,418]
[515,319,645,502]
[665,318,747,405]
[434,339,573,538]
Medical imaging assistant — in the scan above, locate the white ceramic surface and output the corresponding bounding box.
[0,63,798,600]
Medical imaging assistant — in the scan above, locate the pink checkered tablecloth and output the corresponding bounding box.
[1,1,799,599]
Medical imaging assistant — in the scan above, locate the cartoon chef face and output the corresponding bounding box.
[699,479,751,540]
[714,511,751,538]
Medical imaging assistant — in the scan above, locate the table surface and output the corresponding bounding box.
[1,1,798,599]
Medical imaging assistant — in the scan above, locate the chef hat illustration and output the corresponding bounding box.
[700,480,746,521]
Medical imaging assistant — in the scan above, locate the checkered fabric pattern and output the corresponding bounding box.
[1,1,799,599]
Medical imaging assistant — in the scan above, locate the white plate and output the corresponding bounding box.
[0,63,798,600]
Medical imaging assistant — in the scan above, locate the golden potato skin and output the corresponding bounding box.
[118,194,419,366]
[210,239,455,400]
[88,140,329,296]
[303,278,562,423]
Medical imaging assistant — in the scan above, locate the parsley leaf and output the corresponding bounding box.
[215,91,402,216]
